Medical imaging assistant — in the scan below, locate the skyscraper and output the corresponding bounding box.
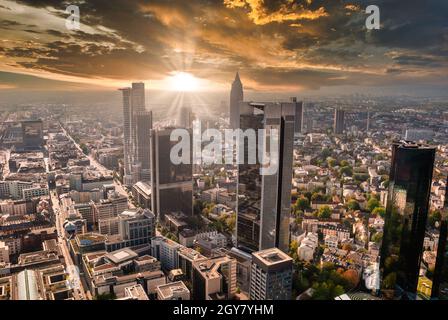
[178,106,193,129]
[290,97,304,134]
[150,127,193,220]
[431,177,448,300]
[120,82,148,186]
[134,110,152,182]
[379,141,435,300]
[21,119,43,150]
[120,87,132,184]
[236,102,296,253]
[229,72,243,129]
[333,108,345,134]
[250,248,293,300]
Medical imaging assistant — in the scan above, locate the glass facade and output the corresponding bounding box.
[379,142,435,299]
[237,103,295,253]
[151,128,193,219]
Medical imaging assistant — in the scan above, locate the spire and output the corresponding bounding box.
[234,71,241,84]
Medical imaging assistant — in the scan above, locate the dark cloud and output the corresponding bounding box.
[2,0,447,91]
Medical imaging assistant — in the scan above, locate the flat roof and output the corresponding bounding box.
[252,248,292,266]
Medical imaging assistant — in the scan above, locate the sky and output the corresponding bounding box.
[0,0,447,95]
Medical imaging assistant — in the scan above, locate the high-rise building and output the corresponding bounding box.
[250,248,293,300]
[178,106,193,129]
[236,102,296,253]
[21,119,43,150]
[333,108,345,134]
[379,141,435,299]
[290,97,304,134]
[120,87,132,184]
[134,111,152,181]
[229,72,243,129]
[150,127,193,219]
[120,82,147,186]
[431,177,448,300]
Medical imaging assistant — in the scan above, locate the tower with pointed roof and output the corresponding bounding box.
[229,72,244,129]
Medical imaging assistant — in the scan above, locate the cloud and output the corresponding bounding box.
[0,0,446,92]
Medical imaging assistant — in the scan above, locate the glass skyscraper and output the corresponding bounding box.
[236,102,296,253]
[379,141,435,299]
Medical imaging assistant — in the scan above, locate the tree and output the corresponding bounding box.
[367,198,381,212]
[372,207,386,218]
[295,197,310,211]
[289,240,299,259]
[339,166,353,177]
[372,232,383,244]
[321,148,331,159]
[342,269,359,289]
[327,157,338,168]
[347,199,360,211]
[428,210,442,228]
[80,143,89,155]
[317,206,332,219]
[340,160,349,167]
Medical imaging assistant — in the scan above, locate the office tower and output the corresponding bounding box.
[120,87,133,185]
[236,102,296,253]
[250,248,293,300]
[379,141,435,299]
[290,97,304,134]
[134,111,152,181]
[192,255,237,300]
[333,108,345,134]
[105,208,156,251]
[178,106,193,129]
[366,109,370,132]
[229,72,243,129]
[431,178,448,300]
[120,82,147,186]
[21,119,43,150]
[150,127,193,220]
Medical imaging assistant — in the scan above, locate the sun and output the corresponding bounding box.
[168,72,199,92]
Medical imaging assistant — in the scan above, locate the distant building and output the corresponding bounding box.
[250,248,293,300]
[333,108,345,134]
[229,72,244,129]
[21,119,43,150]
[290,97,304,134]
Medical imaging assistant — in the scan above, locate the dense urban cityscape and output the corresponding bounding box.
[0,0,447,308]
[1,76,447,301]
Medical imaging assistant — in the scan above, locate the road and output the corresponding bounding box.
[51,190,91,300]
[58,123,131,202]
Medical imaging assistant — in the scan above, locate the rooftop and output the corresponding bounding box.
[252,248,292,266]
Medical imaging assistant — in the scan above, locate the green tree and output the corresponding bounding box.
[317,206,332,219]
[295,197,310,211]
[367,198,381,212]
[339,166,353,177]
[372,207,386,218]
[347,199,360,211]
